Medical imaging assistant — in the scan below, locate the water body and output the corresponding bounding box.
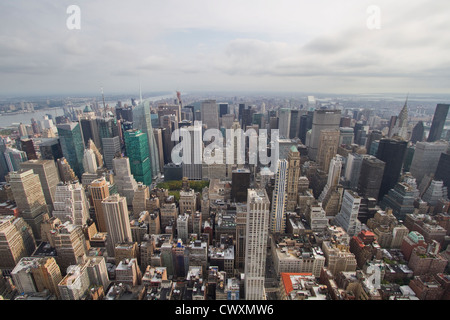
[0,93,174,129]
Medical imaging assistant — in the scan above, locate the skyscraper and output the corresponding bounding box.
[278,108,291,138]
[245,189,270,300]
[57,122,85,179]
[308,109,341,160]
[20,159,60,211]
[317,129,340,173]
[376,138,407,201]
[124,129,152,185]
[411,121,425,144]
[410,141,448,185]
[435,152,450,192]
[101,136,121,170]
[201,100,219,130]
[333,190,362,237]
[357,156,385,201]
[427,104,450,142]
[52,181,90,226]
[270,160,288,234]
[89,177,110,232]
[286,146,301,211]
[102,194,133,252]
[8,169,49,241]
[132,100,160,178]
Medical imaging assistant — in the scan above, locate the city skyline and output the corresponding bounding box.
[1,1,450,96]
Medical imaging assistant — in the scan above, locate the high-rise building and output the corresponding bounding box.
[89,177,110,232]
[270,160,288,234]
[124,129,152,186]
[299,111,314,145]
[82,148,98,174]
[219,103,229,118]
[344,153,364,190]
[58,262,90,300]
[113,156,138,205]
[245,189,270,300]
[181,124,203,180]
[132,100,160,178]
[427,104,450,142]
[391,99,409,141]
[376,138,408,201]
[8,169,49,240]
[317,129,340,173]
[286,146,301,211]
[85,256,110,291]
[231,168,251,202]
[52,181,90,226]
[20,159,60,211]
[0,216,35,271]
[101,136,121,170]
[410,141,448,185]
[201,100,219,130]
[435,152,450,192]
[102,194,133,252]
[79,108,101,149]
[56,157,77,183]
[380,174,419,221]
[357,156,385,201]
[411,121,425,144]
[308,109,341,160]
[57,122,85,179]
[333,190,362,237]
[278,108,291,138]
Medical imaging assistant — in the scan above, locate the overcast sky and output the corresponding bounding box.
[1,1,449,96]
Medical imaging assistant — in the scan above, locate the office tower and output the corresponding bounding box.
[20,159,60,211]
[410,141,448,185]
[101,136,121,170]
[102,194,133,252]
[85,256,110,290]
[333,190,362,237]
[58,262,90,300]
[427,104,450,142]
[376,138,408,201]
[52,181,90,226]
[219,103,229,118]
[124,129,152,186]
[83,148,97,174]
[153,128,165,174]
[422,180,448,207]
[308,109,341,160]
[221,114,235,130]
[231,168,251,202]
[49,221,87,273]
[20,139,37,160]
[57,122,85,179]
[4,147,27,172]
[38,138,63,162]
[365,130,383,152]
[299,111,314,145]
[133,100,160,178]
[245,189,270,300]
[270,160,288,234]
[113,156,138,205]
[132,183,149,218]
[357,156,386,201]
[79,107,101,149]
[0,216,33,270]
[392,99,409,140]
[435,152,450,192]
[317,129,340,173]
[8,169,48,240]
[181,124,203,180]
[241,106,254,129]
[201,99,219,130]
[411,121,425,143]
[289,110,301,139]
[403,145,415,173]
[380,174,419,221]
[388,115,398,138]
[339,127,354,146]
[238,104,245,121]
[286,146,300,211]
[278,108,291,138]
[344,153,364,190]
[89,177,110,232]
[177,213,190,243]
[234,204,247,271]
[318,155,343,206]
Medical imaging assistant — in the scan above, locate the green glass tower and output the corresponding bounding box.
[56,122,85,179]
[124,129,152,185]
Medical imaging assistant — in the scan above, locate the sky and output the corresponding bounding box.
[1,0,449,96]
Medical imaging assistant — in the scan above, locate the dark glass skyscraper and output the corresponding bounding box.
[427,104,450,142]
[56,122,85,179]
[410,121,424,144]
[435,152,450,192]
[376,138,407,201]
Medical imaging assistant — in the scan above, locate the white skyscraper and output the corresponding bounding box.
[270,159,288,234]
[333,190,362,237]
[52,181,90,226]
[245,189,270,300]
[83,148,97,174]
[113,157,138,205]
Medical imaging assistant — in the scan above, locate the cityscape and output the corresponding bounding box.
[0,1,449,312]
